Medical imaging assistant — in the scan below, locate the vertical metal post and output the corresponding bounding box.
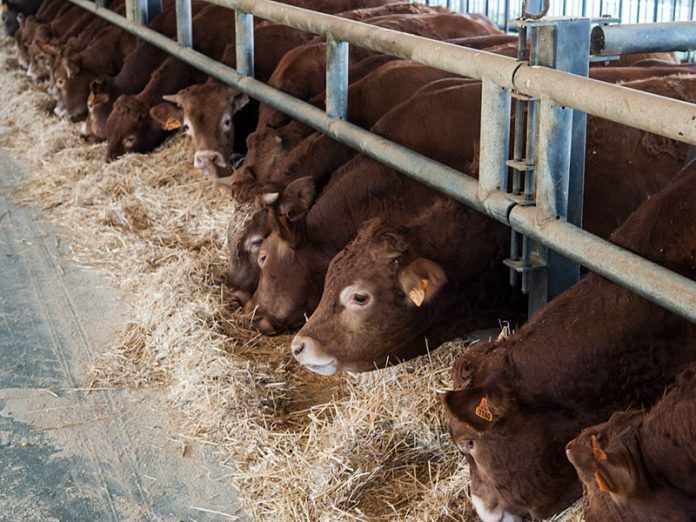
[175,0,192,47]
[125,0,137,23]
[135,0,160,24]
[653,0,660,21]
[525,18,589,313]
[504,0,510,31]
[326,36,349,120]
[582,0,587,16]
[235,10,255,77]
[478,78,511,199]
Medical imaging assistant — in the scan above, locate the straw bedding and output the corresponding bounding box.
[0,37,583,521]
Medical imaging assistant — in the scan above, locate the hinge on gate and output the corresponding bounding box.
[503,255,546,274]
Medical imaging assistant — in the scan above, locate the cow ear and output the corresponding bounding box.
[590,433,643,497]
[398,258,447,307]
[444,385,509,432]
[38,40,59,56]
[232,93,250,113]
[149,102,183,131]
[277,176,316,220]
[16,12,25,26]
[90,77,109,94]
[63,56,80,78]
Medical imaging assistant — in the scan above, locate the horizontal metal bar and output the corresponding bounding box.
[509,207,696,322]
[592,21,696,55]
[67,0,696,325]
[203,0,696,146]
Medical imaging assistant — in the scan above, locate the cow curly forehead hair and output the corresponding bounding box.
[350,218,410,260]
[112,96,148,120]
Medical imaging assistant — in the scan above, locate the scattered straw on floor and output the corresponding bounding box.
[0,37,583,521]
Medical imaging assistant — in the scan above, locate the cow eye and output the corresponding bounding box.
[221,115,232,130]
[182,123,190,133]
[56,78,64,87]
[351,293,369,305]
[257,252,267,268]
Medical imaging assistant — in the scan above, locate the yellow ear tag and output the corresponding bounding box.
[475,396,494,422]
[591,434,607,461]
[2,5,8,13]
[594,471,611,492]
[163,118,182,131]
[408,279,429,307]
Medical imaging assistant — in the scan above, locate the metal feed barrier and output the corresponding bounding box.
[65,0,696,324]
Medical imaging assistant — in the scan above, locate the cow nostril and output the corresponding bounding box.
[292,341,305,356]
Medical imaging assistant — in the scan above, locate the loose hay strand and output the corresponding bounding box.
[0,38,583,521]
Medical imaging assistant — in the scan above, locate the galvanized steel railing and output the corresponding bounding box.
[68,0,696,324]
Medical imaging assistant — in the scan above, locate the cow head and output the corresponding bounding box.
[290,219,448,375]
[226,206,272,308]
[149,83,250,180]
[27,28,56,82]
[15,13,36,70]
[227,127,294,202]
[51,52,94,120]
[81,76,114,142]
[105,95,165,162]
[443,347,583,520]
[244,176,323,335]
[226,178,323,308]
[566,412,649,522]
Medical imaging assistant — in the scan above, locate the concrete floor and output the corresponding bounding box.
[0,148,249,522]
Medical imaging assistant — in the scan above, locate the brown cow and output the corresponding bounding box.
[567,362,696,522]
[78,0,208,141]
[443,160,696,521]
[147,23,314,178]
[105,56,208,161]
[80,0,391,143]
[251,73,695,343]
[148,2,446,179]
[229,60,457,199]
[51,26,137,120]
[103,3,241,161]
[14,0,70,69]
[256,12,498,129]
[25,1,118,81]
[224,70,468,308]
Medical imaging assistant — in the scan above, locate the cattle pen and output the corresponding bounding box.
[1,0,696,521]
[62,0,696,321]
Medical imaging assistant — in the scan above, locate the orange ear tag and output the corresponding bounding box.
[591,434,608,461]
[475,396,494,422]
[408,279,429,307]
[594,471,611,492]
[163,118,182,131]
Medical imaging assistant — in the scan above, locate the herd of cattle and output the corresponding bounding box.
[4,0,696,519]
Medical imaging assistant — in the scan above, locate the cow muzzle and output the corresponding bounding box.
[290,335,338,376]
[194,150,228,178]
[53,105,70,119]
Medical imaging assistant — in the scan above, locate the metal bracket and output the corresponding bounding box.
[506,159,535,172]
[503,256,546,274]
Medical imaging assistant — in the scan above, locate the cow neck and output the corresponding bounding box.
[306,157,437,250]
[137,58,191,109]
[505,163,696,410]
